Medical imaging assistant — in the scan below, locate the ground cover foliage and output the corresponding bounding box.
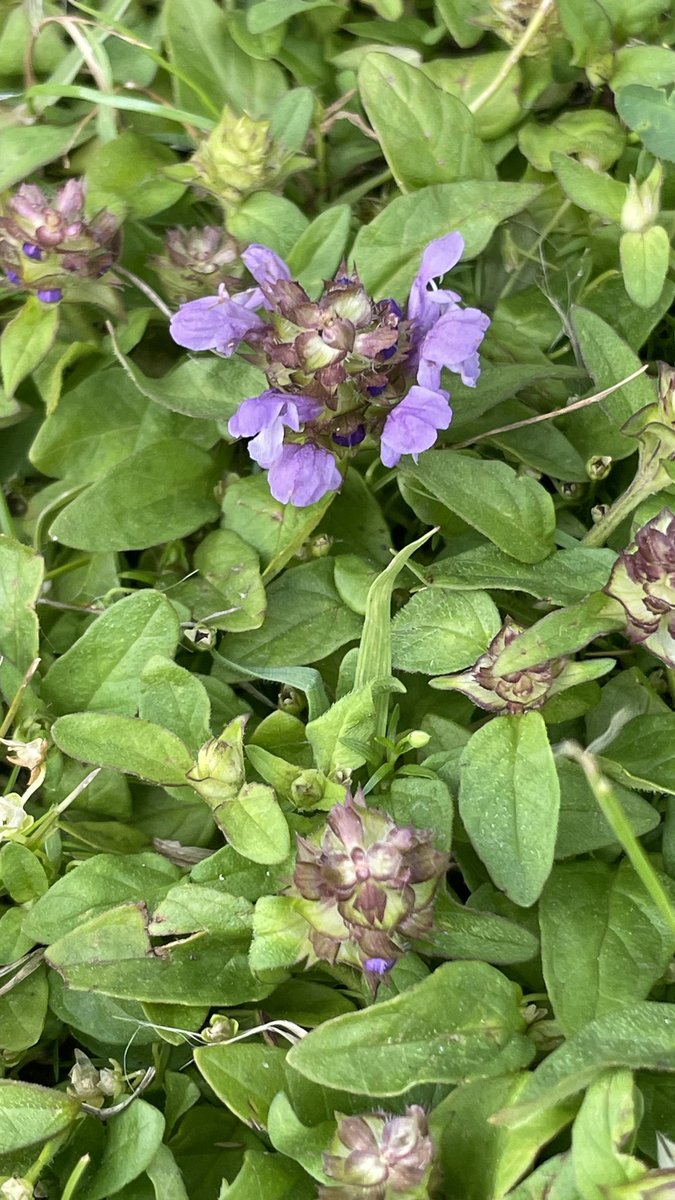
[2,0,675,1195]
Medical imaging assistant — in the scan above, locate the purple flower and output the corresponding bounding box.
[241,243,291,288]
[380,386,453,468]
[169,284,265,354]
[5,270,20,285]
[22,242,42,261]
[408,232,464,335]
[37,288,62,303]
[228,389,320,468]
[417,306,491,391]
[268,443,342,507]
[364,956,396,976]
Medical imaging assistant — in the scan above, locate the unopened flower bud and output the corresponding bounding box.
[587,454,612,481]
[278,685,305,715]
[0,793,33,840]
[201,1014,238,1043]
[290,768,330,810]
[187,716,247,806]
[321,1106,436,1198]
[621,164,662,234]
[605,507,675,666]
[67,1050,119,1108]
[0,1179,33,1200]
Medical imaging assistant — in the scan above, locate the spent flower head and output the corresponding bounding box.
[287,789,448,977]
[0,179,120,304]
[320,1106,437,1199]
[67,1050,121,1108]
[605,508,675,666]
[430,617,569,714]
[170,233,489,506]
[152,226,241,303]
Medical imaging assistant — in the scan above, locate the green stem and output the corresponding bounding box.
[582,463,662,547]
[563,742,675,942]
[469,0,556,114]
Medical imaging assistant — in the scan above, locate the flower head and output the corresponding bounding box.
[152,226,240,303]
[0,179,120,300]
[320,1106,436,1199]
[169,233,489,505]
[605,508,675,666]
[431,618,568,715]
[287,790,448,972]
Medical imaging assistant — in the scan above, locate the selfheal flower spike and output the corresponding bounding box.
[431,617,568,714]
[152,226,240,303]
[287,790,448,972]
[605,508,675,666]
[321,1106,436,1199]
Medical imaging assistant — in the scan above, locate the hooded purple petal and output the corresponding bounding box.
[241,243,292,288]
[380,386,452,468]
[408,232,464,332]
[418,307,490,389]
[267,443,342,506]
[169,288,265,354]
[228,391,287,439]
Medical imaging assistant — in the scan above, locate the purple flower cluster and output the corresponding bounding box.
[170,233,490,506]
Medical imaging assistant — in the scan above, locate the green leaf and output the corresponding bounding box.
[30,367,218,481]
[222,560,362,668]
[287,961,534,1095]
[50,439,219,551]
[359,55,495,189]
[391,588,501,674]
[423,52,522,140]
[52,712,194,786]
[46,903,266,1006]
[459,713,560,907]
[496,1003,675,1127]
[267,1092,333,1183]
[305,685,378,774]
[602,713,675,794]
[550,152,626,222]
[570,306,656,430]
[414,892,539,965]
[228,193,308,257]
[146,1144,190,1200]
[433,1073,576,1200]
[620,226,670,309]
[0,125,87,191]
[247,0,339,32]
[119,352,268,422]
[174,529,266,634]
[555,759,659,858]
[0,1081,80,1155]
[216,782,291,865]
[387,775,454,852]
[85,131,186,219]
[519,110,625,172]
[269,87,316,152]
[427,545,618,607]
[221,475,334,574]
[149,884,252,937]
[24,851,180,943]
[139,658,211,754]
[0,965,48,1055]
[42,590,180,717]
[571,1071,644,1200]
[164,0,287,117]
[224,1151,314,1200]
[353,181,542,300]
[495,594,624,674]
[287,206,351,296]
[615,85,675,162]
[401,452,556,564]
[540,861,675,1035]
[81,1101,166,1200]
[195,1044,288,1127]
[1,297,59,399]
[0,842,48,904]
[0,535,43,701]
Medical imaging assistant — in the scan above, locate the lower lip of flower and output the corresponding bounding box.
[22,243,43,261]
[6,270,20,285]
[37,288,63,303]
[364,957,396,975]
[333,424,366,448]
